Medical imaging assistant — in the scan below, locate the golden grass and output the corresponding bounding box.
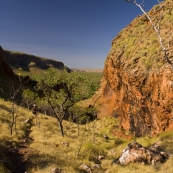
[1,98,173,172]
[0,98,34,172]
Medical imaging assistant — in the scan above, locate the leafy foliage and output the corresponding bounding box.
[35,67,95,136]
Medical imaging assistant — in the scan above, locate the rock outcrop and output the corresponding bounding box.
[113,142,168,165]
[4,50,67,71]
[93,0,173,136]
[0,46,14,79]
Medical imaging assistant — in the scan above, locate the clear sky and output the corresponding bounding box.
[1,0,158,68]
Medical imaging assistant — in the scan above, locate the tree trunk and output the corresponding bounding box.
[59,121,64,137]
[10,100,15,135]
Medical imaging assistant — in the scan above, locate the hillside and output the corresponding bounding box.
[71,68,103,73]
[93,0,173,137]
[4,50,67,72]
[0,46,14,79]
[1,98,173,173]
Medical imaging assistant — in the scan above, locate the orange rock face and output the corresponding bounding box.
[93,0,173,137]
[95,62,173,137]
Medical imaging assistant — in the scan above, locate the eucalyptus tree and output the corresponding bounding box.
[36,67,94,136]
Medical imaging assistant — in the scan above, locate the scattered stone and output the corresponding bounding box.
[160,151,169,158]
[107,149,116,156]
[97,155,105,161]
[25,118,31,124]
[61,142,69,147]
[112,142,168,165]
[79,163,92,173]
[102,134,109,140]
[51,168,62,173]
[23,138,27,143]
[91,164,101,169]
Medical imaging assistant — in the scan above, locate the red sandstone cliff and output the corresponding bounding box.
[93,0,173,137]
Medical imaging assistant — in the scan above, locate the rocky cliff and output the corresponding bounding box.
[4,50,66,71]
[0,46,14,79]
[93,0,173,137]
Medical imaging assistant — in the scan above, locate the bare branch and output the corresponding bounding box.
[126,0,171,64]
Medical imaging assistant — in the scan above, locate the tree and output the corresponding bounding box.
[22,88,38,110]
[125,0,172,64]
[36,68,94,136]
[1,72,30,135]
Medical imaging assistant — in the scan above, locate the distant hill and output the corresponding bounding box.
[3,50,103,73]
[4,50,67,72]
[71,68,103,73]
[0,47,14,79]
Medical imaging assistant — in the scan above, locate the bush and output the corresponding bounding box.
[82,142,105,160]
[159,131,173,141]
[114,138,124,146]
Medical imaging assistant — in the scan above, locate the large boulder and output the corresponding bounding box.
[113,142,168,165]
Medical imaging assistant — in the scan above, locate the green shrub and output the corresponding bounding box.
[0,164,11,173]
[114,138,125,146]
[82,142,105,160]
[157,141,173,153]
[140,56,153,71]
[159,131,173,141]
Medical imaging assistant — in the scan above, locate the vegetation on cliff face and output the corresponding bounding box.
[108,0,173,71]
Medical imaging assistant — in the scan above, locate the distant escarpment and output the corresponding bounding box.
[71,68,103,73]
[0,46,14,79]
[93,0,173,137]
[4,50,66,71]
[0,47,37,96]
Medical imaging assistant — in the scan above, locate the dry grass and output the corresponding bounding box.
[109,0,173,72]
[0,98,34,172]
[1,99,173,172]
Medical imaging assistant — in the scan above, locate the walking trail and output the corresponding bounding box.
[7,119,34,173]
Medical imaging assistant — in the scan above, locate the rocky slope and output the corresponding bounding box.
[93,0,173,137]
[4,50,66,71]
[0,46,14,79]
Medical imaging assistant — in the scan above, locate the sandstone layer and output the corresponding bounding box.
[93,0,173,137]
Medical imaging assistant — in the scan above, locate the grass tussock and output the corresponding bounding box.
[109,0,173,72]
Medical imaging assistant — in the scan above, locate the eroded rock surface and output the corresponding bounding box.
[93,0,173,137]
[113,142,168,165]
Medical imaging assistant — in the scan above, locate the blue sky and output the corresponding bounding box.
[1,0,158,68]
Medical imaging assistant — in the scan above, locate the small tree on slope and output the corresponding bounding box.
[35,67,94,136]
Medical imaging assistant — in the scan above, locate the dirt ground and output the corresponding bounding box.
[6,121,34,173]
